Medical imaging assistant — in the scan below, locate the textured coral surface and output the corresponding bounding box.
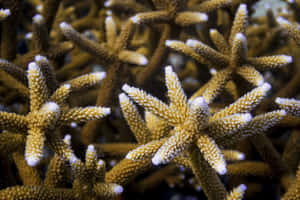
[0,0,299,200]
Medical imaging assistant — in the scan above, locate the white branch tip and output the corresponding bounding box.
[114,185,123,194]
[235,33,246,42]
[63,84,71,90]
[138,55,148,65]
[94,72,106,81]
[282,55,293,63]
[209,29,218,35]
[26,155,40,167]
[87,144,96,153]
[101,107,111,115]
[193,13,208,22]
[43,102,60,113]
[35,55,48,62]
[63,134,72,145]
[0,8,10,17]
[25,32,33,40]
[28,62,39,71]
[70,122,77,128]
[279,109,287,116]
[130,15,141,24]
[238,153,245,160]
[33,14,43,23]
[36,5,43,12]
[240,113,252,122]
[261,82,271,92]
[122,84,131,93]
[276,98,299,107]
[276,17,291,26]
[275,97,288,105]
[238,4,247,13]
[59,22,73,30]
[105,16,113,23]
[239,184,247,192]
[165,65,174,74]
[97,159,105,166]
[165,40,178,47]
[70,154,78,164]
[119,93,129,103]
[104,0,112,7]
[152,154,162,166]
[216,163,227,175]
[106,10,112,15]
[257,77,264,86]
[209,68,217,75]
[186,39,201,48]
[191,96,208,108]
[125,152,133,160]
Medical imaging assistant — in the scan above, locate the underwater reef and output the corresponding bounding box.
[0,0,300,199]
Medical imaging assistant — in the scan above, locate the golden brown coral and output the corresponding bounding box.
[166,4,292,97]
[0,58,109,167]
[120,65,284,199]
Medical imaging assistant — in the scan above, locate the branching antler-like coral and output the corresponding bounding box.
[65,136,124,200]
[60,19,147,66]
[59,11,150,145]
[0,55,110,167]
[130,0,209,26]
[119,65,285,199]
[1,0,300,199]
[276,98,300,117]
[277,16,300,46]
[166,4,292,97]
[0,135,123,200]
[123,66,283,168]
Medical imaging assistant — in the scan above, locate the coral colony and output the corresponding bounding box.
[1,0,300,200]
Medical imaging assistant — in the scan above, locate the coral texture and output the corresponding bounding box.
[0,0,299,200]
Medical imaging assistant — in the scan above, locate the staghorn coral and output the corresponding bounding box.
[0,135,123,200]
[59,12,150,145]
[226,184,247,200]
[129,0,209,26]
[120,65,285,199]
[276,16,300,46]
[281,165,300,200]
[0,0,300,199]
[59,19,148,66]
[0,56,110,167]
[122,66,283,166]
[166,4,292,100]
